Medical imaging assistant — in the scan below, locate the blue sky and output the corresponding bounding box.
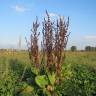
[0,0,96,49]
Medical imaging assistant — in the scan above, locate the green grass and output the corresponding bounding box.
[65,51,96,69]
[0,51,96,77]
[0,51,96,66]
[0,51,96,96]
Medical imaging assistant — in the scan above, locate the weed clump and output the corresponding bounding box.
[27,11,69,73]
[26,11,70,95]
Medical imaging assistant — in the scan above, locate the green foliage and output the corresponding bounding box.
[57,64,96,96]
[0,72,16,96]
[47,72,56,85]
[0,51,96,96]
[70,46,77,51]
[35,75,48,88]
[9,59,24,78]
[15,82,34,96]
[31,67,39,75]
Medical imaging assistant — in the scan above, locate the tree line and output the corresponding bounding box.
[70,46,96,51]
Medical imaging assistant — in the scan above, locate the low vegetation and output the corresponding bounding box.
[0,51,96,96]
[0,11,96,96]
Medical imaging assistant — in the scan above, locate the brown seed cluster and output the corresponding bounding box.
[54,16,69,73]
[27,11,69,73]
[42,11,54,71]
[26,18,40,68]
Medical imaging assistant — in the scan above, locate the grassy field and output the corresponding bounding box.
[0,50,96,96]
[0,50,96,76]
[0,50,96,68]
[65,51,96,69]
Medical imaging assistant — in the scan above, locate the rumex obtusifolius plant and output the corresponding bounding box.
[26,11,69,95]
[27,11,69,73]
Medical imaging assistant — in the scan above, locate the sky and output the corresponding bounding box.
[0,0,96,49]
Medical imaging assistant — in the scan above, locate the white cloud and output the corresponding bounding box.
[49,13,59,17]
[49,13,58,17]
[11,5,27,12]
[84,35,96,40]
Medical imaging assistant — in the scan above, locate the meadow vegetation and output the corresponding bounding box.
[0,11,96,96]
[0,50,96,96]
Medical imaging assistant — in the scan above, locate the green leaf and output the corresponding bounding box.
[48,73,55,85]
[35,75,48,88]
[31,67,39,75]
[21,85,33,94]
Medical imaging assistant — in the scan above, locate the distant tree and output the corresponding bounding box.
[85,46,96,51]
[95,47,96,51]
[85,46,91,51]
[91,47,95,51]
[70,46,77,51]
